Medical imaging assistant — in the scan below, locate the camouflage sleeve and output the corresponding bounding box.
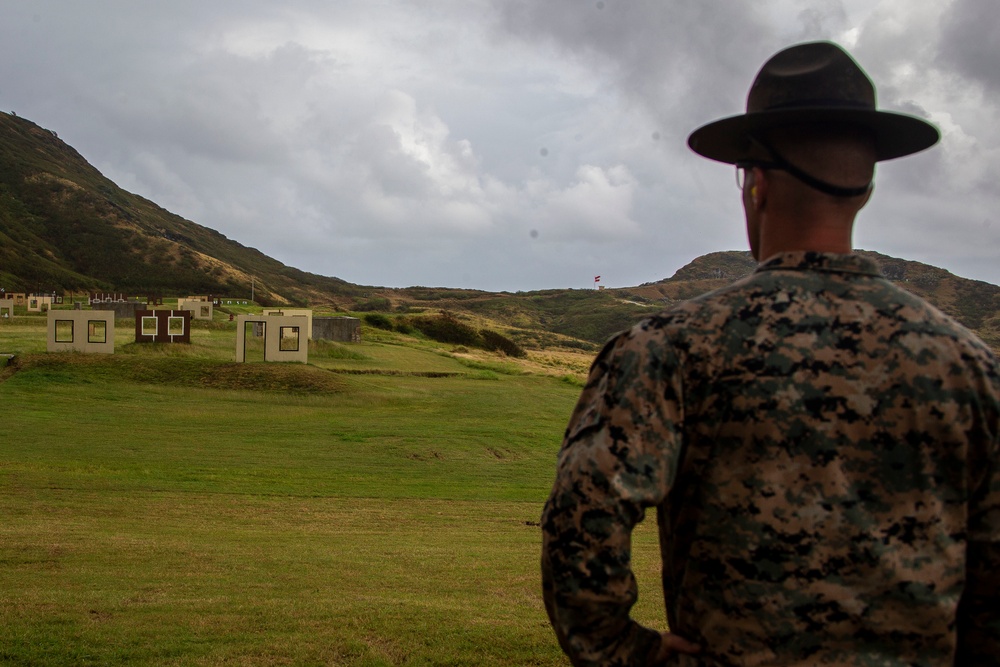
[956,364,1000,664]
[541,325,684,666]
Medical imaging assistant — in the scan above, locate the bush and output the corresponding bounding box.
[409,312,483,347]
[354,297,392,312]
[364,313,393,330]
[405,314,527,358]
[480,329,527,358]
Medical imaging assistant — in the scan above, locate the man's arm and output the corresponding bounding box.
[956,358,1000,664]
[540,326,696,666]
[955,541,1000,664]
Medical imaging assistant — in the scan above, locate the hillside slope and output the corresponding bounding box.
[0,112,363,305]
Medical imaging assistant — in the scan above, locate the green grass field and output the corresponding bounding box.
[0,313,666,665]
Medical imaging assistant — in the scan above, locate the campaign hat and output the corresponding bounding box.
[688,41,939,163]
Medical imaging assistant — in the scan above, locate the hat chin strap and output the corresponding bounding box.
[750,136,873,198]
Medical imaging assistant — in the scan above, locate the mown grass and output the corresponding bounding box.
[0,316,666,665]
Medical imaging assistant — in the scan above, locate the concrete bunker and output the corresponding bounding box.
[312,316,361,343]
[92,301,148,319]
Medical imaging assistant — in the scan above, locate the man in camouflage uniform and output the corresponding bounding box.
[541,41,1000,666]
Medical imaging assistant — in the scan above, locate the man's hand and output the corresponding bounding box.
[647,631,702,665]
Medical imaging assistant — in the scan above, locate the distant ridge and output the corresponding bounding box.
[623,250,999,350]
[0,111,996,350]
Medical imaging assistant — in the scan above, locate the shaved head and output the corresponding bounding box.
[743,123,879,259]
[765,124,877,205]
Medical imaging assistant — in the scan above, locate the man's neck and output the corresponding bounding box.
[757,214,854,259]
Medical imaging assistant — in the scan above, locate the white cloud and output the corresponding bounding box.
[530,165,640,241]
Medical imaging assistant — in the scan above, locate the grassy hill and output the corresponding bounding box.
[1,110,998,351]
[0,112,365,306]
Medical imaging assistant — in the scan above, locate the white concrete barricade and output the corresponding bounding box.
[47,310,115,354]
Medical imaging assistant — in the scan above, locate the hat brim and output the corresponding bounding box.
[688,108,940,164]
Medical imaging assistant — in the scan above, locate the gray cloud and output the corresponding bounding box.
[0,0,997,290]
[940,0,1000,94]
[491,0,773,134]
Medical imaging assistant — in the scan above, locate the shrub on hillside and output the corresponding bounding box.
[409,312,483,347]
[480,329,527,358]
[403,313,527,357]
[364,313,394,330]
[354,296,392,312]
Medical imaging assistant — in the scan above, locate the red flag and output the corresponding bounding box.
[594,275,601,282]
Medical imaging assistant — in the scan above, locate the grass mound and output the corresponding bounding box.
[2,353,347,394]
[309,339,371,360]
[406,312,527,357]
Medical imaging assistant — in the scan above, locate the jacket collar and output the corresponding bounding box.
[755,251,882,277]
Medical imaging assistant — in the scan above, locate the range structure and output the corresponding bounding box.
[178,298,214,320]
[135,310,192,344]
[235,313,309,364]
[262,308,313,340]
[46,310,115,354]
[27,296,55,313]
[30,300,344,363]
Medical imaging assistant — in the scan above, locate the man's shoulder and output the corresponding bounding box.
[602,278,762,360]
[876,280,998,360]
[630,273,772,332]
[616,267,996,367]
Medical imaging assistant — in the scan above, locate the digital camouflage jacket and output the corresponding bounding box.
[541,251,1000,666]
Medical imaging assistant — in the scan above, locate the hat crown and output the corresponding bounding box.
[747,42,876,114]
[686,40,939,164]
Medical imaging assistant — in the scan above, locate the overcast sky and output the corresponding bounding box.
[1,0,997,291]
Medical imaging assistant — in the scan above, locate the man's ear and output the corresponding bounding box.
[858,183,874,210]
[751,167,768,210]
